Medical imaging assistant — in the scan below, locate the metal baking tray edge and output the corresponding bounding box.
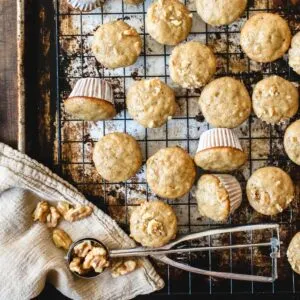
[17,0,25,153]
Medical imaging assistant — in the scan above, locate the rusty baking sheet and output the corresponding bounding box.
[19,0,300,296]
[17,0,25,153]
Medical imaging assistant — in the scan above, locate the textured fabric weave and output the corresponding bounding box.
[0,143,164,300]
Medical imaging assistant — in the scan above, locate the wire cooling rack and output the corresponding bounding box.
[54,0,300,295]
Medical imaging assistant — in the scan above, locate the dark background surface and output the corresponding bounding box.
[36,282,300,299]
[36,283,300,300]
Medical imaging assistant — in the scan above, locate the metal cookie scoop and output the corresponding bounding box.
[67,223,280,282]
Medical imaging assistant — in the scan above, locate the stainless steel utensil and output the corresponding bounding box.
[67,223,280,282]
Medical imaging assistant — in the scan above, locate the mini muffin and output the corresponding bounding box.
[240,13,291,63]
[92,20,142,69]
[289,32,300,75]
[146,0,192,46]
[252,76,299,124]
[130,201,177,247]
[169,41,217,88]
[284,120,300,165]
[196,174,242,222]
[196,0,247,26]
[67,0,102,11]
[246,166,295,215]
[194,128,247,172]
[93,132,142,182]
[126,78,177,128]
[64,78,116,121]
[287,232,300,275]
[146,147,196,199]
[199,77,251,128]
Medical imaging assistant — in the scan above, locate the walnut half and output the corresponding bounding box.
[64,205,93,222]
[46,207,61,228]
[52,229,73,250]
[33,201,49,223]
[146,219,166,237]
[111,259,137,278]
[82,247,110,273]
[73,241,93,258]
[56,201,72,216]
[69,257,87,275]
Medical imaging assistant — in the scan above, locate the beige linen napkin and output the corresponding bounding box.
[0,143,164,300]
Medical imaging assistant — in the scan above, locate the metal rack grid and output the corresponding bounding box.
[54,0,300,295]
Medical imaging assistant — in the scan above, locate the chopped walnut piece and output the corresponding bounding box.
[113,48,119,55]
[46,207,61,228]
[82,253,94,270]
[170,20,182,26]
[33,201,50,223]
[52,228,73,250]
[91,246,107,256]
[275,204,283,212]
[92,256,110,273]
[146,219,166,237]
[111,259,137,278]
[153,86,161,96]
[83,247,109,272]
[69,257,87,275]
[74,241,93,258]
[64,205,93,222]
[83,247,107,269]
[123,29,137,36]
[57,201,72,216]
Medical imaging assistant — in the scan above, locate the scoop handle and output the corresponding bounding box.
[110,223,280,258]
[164,223,280,249]
[109,240,277,258]
[156,256,277,283]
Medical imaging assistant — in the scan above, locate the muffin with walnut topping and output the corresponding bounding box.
[246,166,295,216]
[252,76,299,125]
[130,201,177,247]
[146,146,196,199]
[146,0,192,45]
[287,232,300,275]
[195,0,247,26]
[169,41,216,88]
[284,120,300,165]
[240,13,291,63]
[199,77,251,128]
[126,78,177,128]
[92,20,142,69]
[289,32,300,75]
[93,132,142,182]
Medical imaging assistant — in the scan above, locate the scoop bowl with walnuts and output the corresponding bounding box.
[67,238,139,279]
[67,239,111,278]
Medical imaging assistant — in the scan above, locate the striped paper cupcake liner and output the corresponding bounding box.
[214,174,242,214]
[69,78,114,104]
[67,0,103,11]
[197,128,242,153]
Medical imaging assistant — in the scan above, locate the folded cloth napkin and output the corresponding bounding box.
[0,143,164,300]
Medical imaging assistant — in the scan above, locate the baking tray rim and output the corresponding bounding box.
[17,0,25,153]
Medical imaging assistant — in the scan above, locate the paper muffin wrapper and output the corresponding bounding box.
[69,78,114,104]
[67,0,103,11]
[214,174,242,214]
[197,128,243,153]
